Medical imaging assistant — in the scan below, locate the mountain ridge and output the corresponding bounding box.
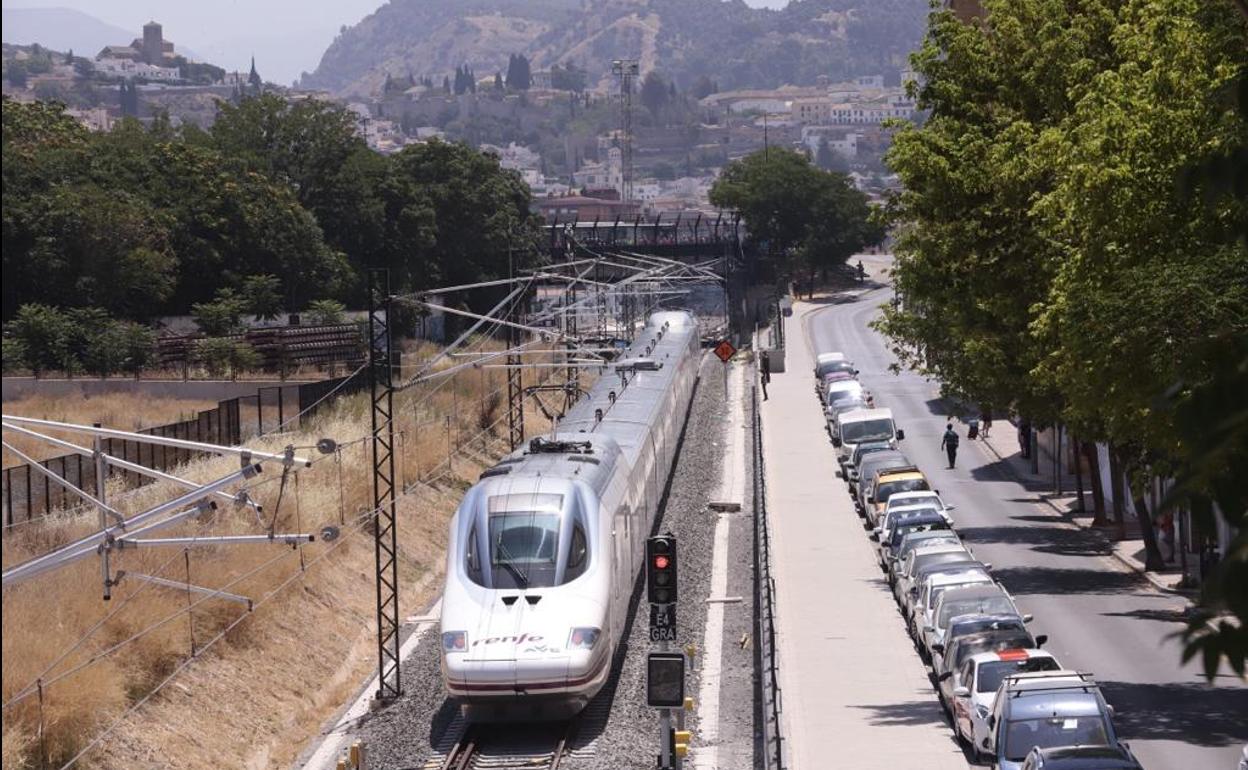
[300,0,927,97]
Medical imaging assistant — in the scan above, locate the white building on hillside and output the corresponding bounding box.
[94,58,180,80]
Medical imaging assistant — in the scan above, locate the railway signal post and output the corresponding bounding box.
[647,533,687,769]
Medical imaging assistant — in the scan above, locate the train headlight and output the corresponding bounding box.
[567,627,601,650]
[442,631,468,652]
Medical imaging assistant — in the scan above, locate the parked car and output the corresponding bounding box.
[985,671,1121,770]
[883,490,955,524]
[842,439,891,480]
[924,583,1031,662]
[851,450,911,505]
[878,513,953,572]
[893,543,972,601]
[901,558,988,623]
[873,504,949,560]
[813,352,856,383]
[911,567,994,645]
[835,407,903,464]
[865,466,931,525]
[946,648,1063,761]
[1020,745,1144,770]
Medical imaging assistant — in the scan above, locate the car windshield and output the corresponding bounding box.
[1004,716,1110,761]
[887,507,940,529]
[828,388,864,406]
[910,550,969,574]
[939,596,1015,626]
[817,361,854,377]
[952,617,1024,638]
[892,521,951,550]
[842,418,895,443]
[977,658,1061,693]
[854,444,890,463]
[877,478,931,503]
[929,579,985,609]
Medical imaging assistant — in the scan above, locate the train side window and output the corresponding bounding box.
[565,524,588,582]
[465,524,482,583]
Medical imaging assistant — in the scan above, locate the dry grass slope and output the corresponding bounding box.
[2,393,217,466]
[1,337,564,769]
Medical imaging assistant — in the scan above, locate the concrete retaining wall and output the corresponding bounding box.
[1,377,319,404]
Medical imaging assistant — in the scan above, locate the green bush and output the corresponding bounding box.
[2,334,29,374]
[195,337,260,378]
[304,299,346,325]
[192,289,246,336]
[8,304,75,375]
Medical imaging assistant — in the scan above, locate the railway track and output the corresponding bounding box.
[429,715,588,770]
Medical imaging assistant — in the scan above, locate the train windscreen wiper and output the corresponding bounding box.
[494,538,529,589]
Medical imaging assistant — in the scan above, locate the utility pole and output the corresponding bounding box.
[612,59,639,204]
[367,268,401,701]
[506,239,525,451]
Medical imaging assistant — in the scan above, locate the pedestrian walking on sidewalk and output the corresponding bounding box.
[980,409,992,438]
[967,417,980,441]
[940,423,960,469]
[760,352,771,401]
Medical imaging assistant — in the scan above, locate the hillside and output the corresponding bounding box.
[1,7,133,55]
[300,0,928,97]
[1,7,201,61]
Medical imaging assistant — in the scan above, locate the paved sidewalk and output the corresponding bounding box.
[970,420,1192,595]
[759,303,968,770]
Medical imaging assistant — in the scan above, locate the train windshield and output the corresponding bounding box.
[488,512,561,589]
[470,493,585,589]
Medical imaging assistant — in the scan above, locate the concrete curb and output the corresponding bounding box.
[975,432,1194,598]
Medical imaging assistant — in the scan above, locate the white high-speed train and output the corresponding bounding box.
[439,311,701,719]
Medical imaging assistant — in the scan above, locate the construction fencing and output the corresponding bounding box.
[2,373,368,528]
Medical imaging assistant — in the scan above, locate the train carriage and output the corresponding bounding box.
[439,311,701,719]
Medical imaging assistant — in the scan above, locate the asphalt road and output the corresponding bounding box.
[804,279,1248,769]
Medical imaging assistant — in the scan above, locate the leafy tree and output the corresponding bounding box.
[7,60,28,88]
[195,337,260,378]
[305,299,347,325]
[691,75,717,100]
[2,333,27,374]
[551,63,586,92]
[240,274,284,321]
[710,148,879,287]
[640,71,670,119]
[8,304,74,375]
[874,0,1247,675]
[505,54,531,91]
[192,289,246,336]
[23,185,178,319]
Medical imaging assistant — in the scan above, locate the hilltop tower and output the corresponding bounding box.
[142,21,163,64]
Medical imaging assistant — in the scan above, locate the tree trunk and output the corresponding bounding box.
[1073,436,1085,513]
[1108,446,1125,536]
[1084,442,1107,525]
[1131,477,1167,571]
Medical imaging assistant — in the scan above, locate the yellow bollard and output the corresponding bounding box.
[349,740,365,769]
[684,696,695,712]
[674,729,692,758]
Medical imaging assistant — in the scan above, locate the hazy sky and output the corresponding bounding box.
[1,0,790,85]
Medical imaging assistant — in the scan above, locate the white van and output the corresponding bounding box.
[835,407,904,465]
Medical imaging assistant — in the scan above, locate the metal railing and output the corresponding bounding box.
[752,382,788,769]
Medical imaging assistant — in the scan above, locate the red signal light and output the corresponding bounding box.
[654,555,670,570]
